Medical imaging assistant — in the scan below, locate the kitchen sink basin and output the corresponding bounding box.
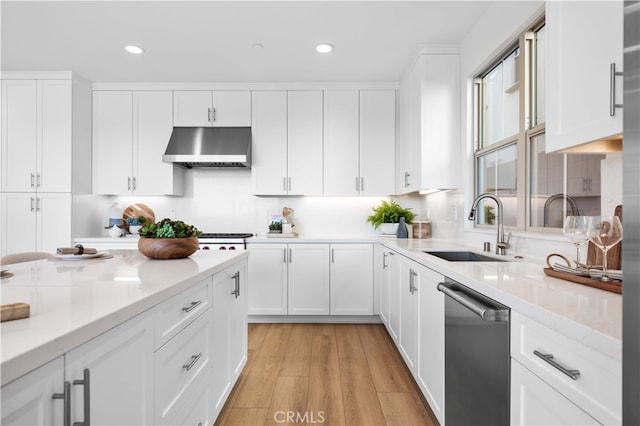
[423,250,507,262]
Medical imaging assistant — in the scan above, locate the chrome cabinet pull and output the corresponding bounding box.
[356,177,359,192]
[212,107,216,122]
[127,177,131,191]
[289,248,292,263]
[132,177,136,191]
[30,173,35,188]
[231,272,240,298]
[283,177,287,191]
[411,270,418,294]
[182,300,203,313]
[183,353,203,371]
[331,248,335,263]
[610,63,623,116]
[533,350,581,380]
[30,197,35,212]
[360,177,364,192]
[288,177,292,191]
[283,247,287,263]
[404,172,411,188]
[36,173,41,188]
[72,369,90,426]
[207,107,212,122]
[52,381,71,426]
[382,252,388,269]
[36,197,41,212]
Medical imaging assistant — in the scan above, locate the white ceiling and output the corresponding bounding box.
[1,1,495,83]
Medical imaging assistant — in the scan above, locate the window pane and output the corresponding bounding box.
[534,25,546,125]
[480,48,520,148]
[476,144,517,226]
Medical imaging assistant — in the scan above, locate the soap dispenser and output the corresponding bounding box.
[396,216,408,238]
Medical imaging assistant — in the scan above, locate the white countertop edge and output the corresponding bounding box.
[0,250,249,386]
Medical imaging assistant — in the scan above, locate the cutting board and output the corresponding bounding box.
[122,204,155,230]
[586,205,622,269]
[1,303,30,322]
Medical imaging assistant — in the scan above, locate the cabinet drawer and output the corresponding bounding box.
[154,278,211,349]
[155,311,211,425]
[171,373,212,426]
[511,312,621,425]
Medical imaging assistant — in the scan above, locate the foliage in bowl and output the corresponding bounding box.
[138,219,202,259]
[139,218,202,238]
[366,200,415,229]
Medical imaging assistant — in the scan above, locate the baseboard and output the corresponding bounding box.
[248,315,383,324]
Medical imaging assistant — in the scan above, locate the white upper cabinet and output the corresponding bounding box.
[287,91,323,195]
[323,90,396,195]
[93,91,183,196]
[251,91,288,195]
[546,1,623,152]
[398,50,460,193]
[359,90,396,195]
[173,90,251,127]
[323,90,360,195]
[1,79,72,193]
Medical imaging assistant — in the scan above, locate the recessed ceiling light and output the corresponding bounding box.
[125,45,145,55]
[316,43,334,54]
[252,43,264,50]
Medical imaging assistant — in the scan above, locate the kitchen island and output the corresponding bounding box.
[0,249,248,426]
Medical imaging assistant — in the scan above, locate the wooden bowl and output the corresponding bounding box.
[138,237,198,259]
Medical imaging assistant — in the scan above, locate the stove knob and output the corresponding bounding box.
[202,246,210,250]
[219,246,227,250]
[229,246,236,250]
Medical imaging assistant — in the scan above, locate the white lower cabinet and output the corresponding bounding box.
[329,243,373,315]
[65,310,155,426]
[398,258,419,372]
[510,311,621,425]
[288,244,330,315]
[1,357,65,426]
[511,359,599,426]
[211,262,248,420]
[386,251,401,342]
[247,243,288,315]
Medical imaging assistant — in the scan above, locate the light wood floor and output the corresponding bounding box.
[215,323,439,426]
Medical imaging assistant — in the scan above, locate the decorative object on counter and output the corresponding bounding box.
[108,203,123,227]
[412,221,431,239]
[563,216,591,274]
[138,218,201,259]
[122,203,155,232]
[396,216,409,238]
[268,221,282,234]
[367,200,415,235]
[1,302,30,322]
[586,215,623,282]
[125,216,147,234]
[57,244,98,255]
[108,225,123,238]
[586,205,623,271]
[543,267,621,294]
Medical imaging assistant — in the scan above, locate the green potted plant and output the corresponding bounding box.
[367,200,416,234]
[268,221,282,234]
[125,215,147,234]
[138,218,202,259]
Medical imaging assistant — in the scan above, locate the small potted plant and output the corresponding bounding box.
[268,221,282,234]
[138,218,202,259]
[367,200,416,234]
[125,216,147,234]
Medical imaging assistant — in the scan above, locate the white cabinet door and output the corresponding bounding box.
[38,80,72,193]
[247,243,288,315]
[546,1,623,152]
[1,80,38,192]
[212,91,251,127]
[359,91,396,195]
[378,250,394,325]
[288,244,330,315]
[323,90,360,195]
[65,310,154,426]
[251,91,288,195]
[173,91,212,127]
[92,91,133,194]
[1,193,37,255]
[230,261,248,380]
[287,91,323,195]
[511,359,599,426]
[398,261,418,372]
[37,193,71,253]
[416,265,445,425]
[330,243,373,315]
[1,357,65,426]
[211,269,232,417]
[387,251,401,343]
[133,91,182,196]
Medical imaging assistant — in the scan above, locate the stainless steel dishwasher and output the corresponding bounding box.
[437,278,510,426]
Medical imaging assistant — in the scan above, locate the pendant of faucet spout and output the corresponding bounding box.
[469,193,507,255]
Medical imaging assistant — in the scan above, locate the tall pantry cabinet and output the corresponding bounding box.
[1,72,91,256]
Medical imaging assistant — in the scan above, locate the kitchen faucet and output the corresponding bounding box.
[543,193,580,227]
[468,193,511,255]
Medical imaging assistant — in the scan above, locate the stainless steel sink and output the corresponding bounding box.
[423,250,507,262]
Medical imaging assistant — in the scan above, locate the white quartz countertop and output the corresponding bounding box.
[0,249,248,386]
[380,238,622,362]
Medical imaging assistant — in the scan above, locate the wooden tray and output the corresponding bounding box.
[543,268,622,294]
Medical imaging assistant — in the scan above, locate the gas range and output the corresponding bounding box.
[197,233,253,251]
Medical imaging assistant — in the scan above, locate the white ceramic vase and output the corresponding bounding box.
[379,223,399,235]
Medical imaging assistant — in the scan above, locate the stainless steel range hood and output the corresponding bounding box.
[162,127,251,169]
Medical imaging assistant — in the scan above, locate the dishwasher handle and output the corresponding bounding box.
[437,282,509,322]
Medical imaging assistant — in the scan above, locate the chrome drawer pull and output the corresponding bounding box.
[182,300,203,313]
[52,381,71,426]
[534,350,581,380]
[183,353,203,371]
[72,369,90,426]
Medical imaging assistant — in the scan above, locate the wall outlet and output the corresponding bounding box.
[451,207,458,221]
[169,209,176,220]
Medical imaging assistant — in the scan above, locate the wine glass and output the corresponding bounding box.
[587,216,623,282]
[563,216,590,271]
